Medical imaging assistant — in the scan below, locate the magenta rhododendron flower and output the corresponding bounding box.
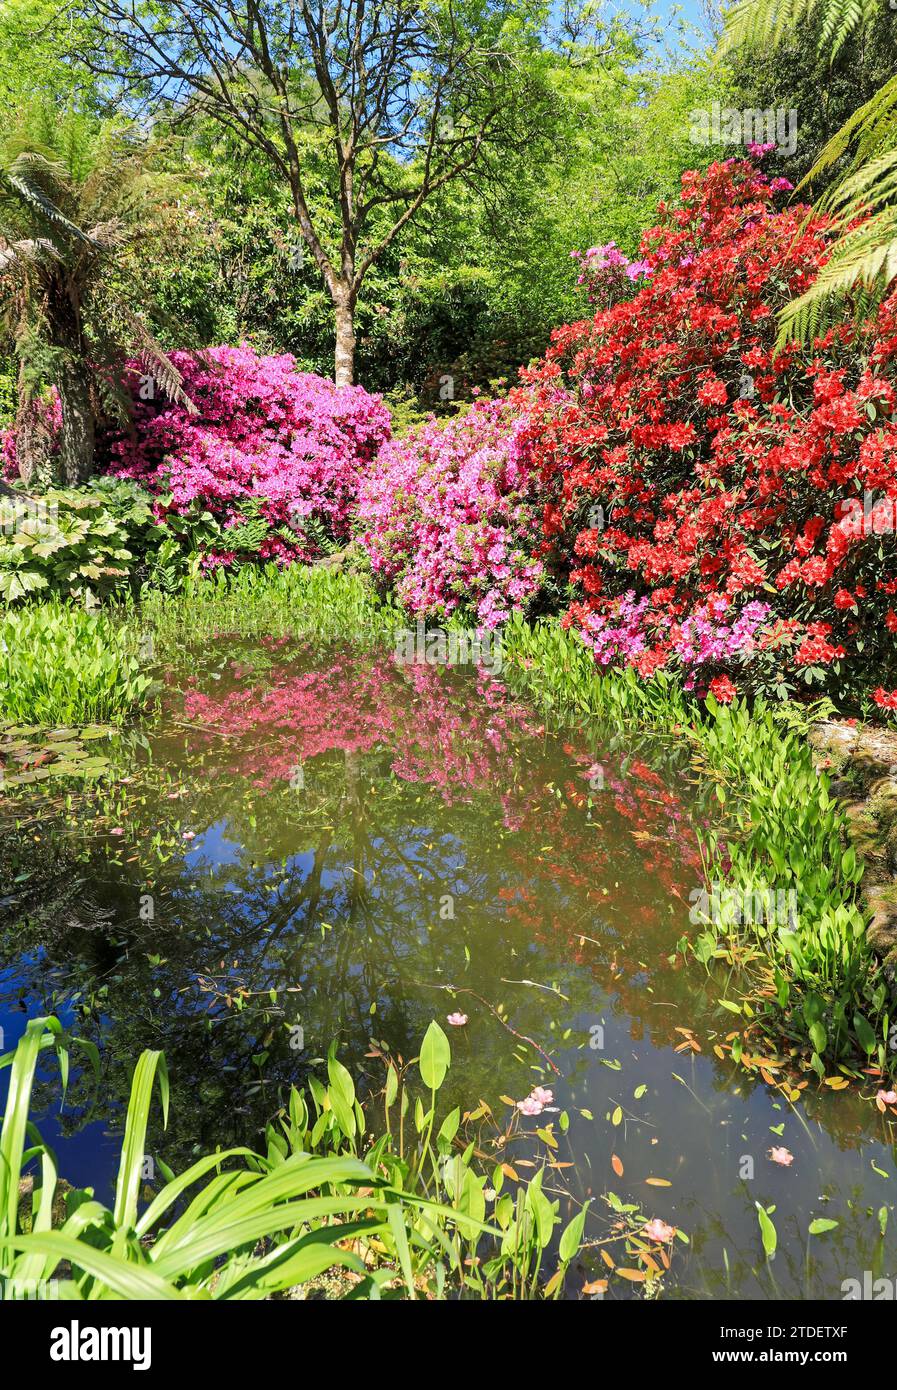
[100,345,391,564]
[357,397,546,628]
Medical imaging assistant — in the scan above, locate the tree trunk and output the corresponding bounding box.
[57,355,95,485]
[333,291,356,387]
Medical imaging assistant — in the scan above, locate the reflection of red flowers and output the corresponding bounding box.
[709,675,736,703]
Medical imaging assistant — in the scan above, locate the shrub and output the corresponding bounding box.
[356,396,546,628]
[569,241,652,310]
[101,345,392,566]
[524,155,897,707]
[0,480,165,603]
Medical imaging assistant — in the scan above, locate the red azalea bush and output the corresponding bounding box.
[522,157,897,705]
[100,345,391,565]
[356,396,547,628]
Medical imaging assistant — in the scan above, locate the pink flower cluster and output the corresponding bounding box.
[570,242,652,309]
[102,345,391,562]
[578,591,769,686]
[356,398,546,628]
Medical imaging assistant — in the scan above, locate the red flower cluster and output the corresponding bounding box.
[522,158,897,703]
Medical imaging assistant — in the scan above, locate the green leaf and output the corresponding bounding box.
[853,1012,877,1055]
[419,1020,451,1092]
[559,1200,590,1264]
[756,1203,777,1258]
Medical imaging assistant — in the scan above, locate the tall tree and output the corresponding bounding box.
[73,0,554,385]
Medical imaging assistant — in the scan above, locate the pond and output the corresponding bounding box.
[1,635,896,1299]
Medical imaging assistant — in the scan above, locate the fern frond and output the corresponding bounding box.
[722,0,880,57]
[776,208,897,345]
[0,237,59,275]
[1,154,101,249]
[108,298,196,414]
[802,73,897,188]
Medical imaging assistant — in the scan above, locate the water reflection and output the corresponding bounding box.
[1,639,896,1299]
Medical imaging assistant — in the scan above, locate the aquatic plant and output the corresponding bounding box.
[0,1018,587,1300]
[140,563,404,650]
[0,600,151,725]
[500,612,893,1076]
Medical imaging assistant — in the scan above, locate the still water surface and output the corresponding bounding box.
[1,638,895,1298]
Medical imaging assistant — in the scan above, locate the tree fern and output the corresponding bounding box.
[0,118,192,479]
[723,0,879,56]
[724,0,897,344]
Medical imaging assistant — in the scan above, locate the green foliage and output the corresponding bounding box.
[0,599,151,724]
[723,0,878,58]
[141,563,405,651]
[0,481,162,602]
[0,1019,585,1299]
[724,0,897,345]
[114,13,729,400]
[500,613,888,1073]
[0,113,192,482]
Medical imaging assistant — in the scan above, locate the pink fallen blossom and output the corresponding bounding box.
[642,1218,676,1242]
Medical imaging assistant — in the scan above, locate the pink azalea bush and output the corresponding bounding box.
[356,397,546,628]
[101,345,391,564]
[578,592,771,691]
[2,391,63,478]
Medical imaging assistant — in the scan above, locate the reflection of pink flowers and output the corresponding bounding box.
[446,1012,468,1026]
[180,649,540,808]
[642,1218,676,1242]
[877,1089,897,1106]
[531,1086,553,1106]
[767,1146,794,1166]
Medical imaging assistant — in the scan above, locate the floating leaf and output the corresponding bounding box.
[808,1218,839,1236]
